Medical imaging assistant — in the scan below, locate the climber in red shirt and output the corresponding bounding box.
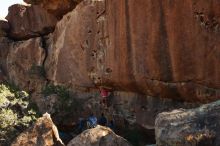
[99,87,111,107]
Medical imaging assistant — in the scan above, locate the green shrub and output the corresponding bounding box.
[0,83,39,146]
[0,96,9,108]
[0,109,18,129]
[42,84,82,115]
[0,84,14,98]
[2,81,20,93]
[42,84,70,100]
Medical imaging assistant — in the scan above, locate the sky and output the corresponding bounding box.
[0,0,26,19]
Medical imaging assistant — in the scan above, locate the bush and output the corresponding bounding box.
[42,84,70,100]
[41,84,82,115]
[0,84,14,98]
[0,109,18,129]
[0,83,39,146]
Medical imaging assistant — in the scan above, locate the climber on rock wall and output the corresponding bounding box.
[99,86,111,108]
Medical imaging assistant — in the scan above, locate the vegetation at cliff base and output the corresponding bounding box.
[42,84,70,100]
[0,83,39,146]
[41,84,82,121]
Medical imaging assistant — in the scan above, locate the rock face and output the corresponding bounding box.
[106,91,198,130]
[44,0,220,103]
[24,0,83,19]
[6,37,46,91]
[0,70,5,82]
[6,4,57,40]
[67,125,131,146]
[0,37,10,74]
[155,100,220,146]
[11,113,64,146]
[0,20,9,37]
[81,90,198,130]
[27,87,198,145]
[1,0,220,145]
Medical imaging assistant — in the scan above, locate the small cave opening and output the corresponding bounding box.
[56,124,75,145]
[114,119,156,146]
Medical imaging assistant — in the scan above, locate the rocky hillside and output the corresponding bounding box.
[1,0,220,146]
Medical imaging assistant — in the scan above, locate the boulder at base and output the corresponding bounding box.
[67,125,132,146]
[155,100,220,146]
[11,113,64,146]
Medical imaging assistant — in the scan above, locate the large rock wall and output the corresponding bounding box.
[2,0,220,144]
[0,37,10,74]
[45,0,220,102]
[6,37,46,91]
